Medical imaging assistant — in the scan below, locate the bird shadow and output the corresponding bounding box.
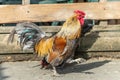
[0,64,10,80]
[60,60,111,74]
[75,29,100,59]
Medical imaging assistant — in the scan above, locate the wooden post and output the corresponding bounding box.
[22,0,30,5]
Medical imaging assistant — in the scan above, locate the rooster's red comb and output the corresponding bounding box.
[74,10,85,17]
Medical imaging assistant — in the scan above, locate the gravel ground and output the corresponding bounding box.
[0,58,120,80]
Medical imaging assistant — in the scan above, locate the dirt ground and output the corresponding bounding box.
[0,58,120,80]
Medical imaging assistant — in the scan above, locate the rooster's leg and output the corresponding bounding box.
[40,58,49,69]
[52,66,60,76]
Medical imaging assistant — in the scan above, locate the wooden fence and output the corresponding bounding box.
[0,0,120,59]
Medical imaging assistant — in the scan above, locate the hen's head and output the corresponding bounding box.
[74,10,85,26]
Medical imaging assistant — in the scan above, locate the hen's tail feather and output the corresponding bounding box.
[7,28,16,44]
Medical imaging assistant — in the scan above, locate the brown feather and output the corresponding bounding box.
[47,37,66,66]
[35,37,54,57]
[35,36,67,66]
[53,37,66,53]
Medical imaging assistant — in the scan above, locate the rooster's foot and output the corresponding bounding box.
[68,58,86,64]
[52,66,61,77]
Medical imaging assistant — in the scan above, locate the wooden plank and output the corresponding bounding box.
[1,52,120,63]
[0,25,120,33]
[0,25,119,53]
[1,34,120,53]
[81,52,120,59]
[0,2,120,23]
[79,25,120,51]
[99,21,108,26]
[85,25,120,37]
[1,36,120,53]
[79,37,120,52]
[0,34,32,53]
[93,25,120,30]
[0,54,41,62]
[0,26,61,33]
[85,31,120,37]
[0,25,120,37]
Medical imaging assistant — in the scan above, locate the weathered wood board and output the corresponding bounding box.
[79,25,120,51]
[0,26,61,33]
[0,25,120,54]
[79,37,120,51]
[0,2,120,23]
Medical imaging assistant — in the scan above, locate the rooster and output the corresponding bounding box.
[7,10,92,76]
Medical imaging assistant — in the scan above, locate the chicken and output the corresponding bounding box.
[7,10,90,76]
